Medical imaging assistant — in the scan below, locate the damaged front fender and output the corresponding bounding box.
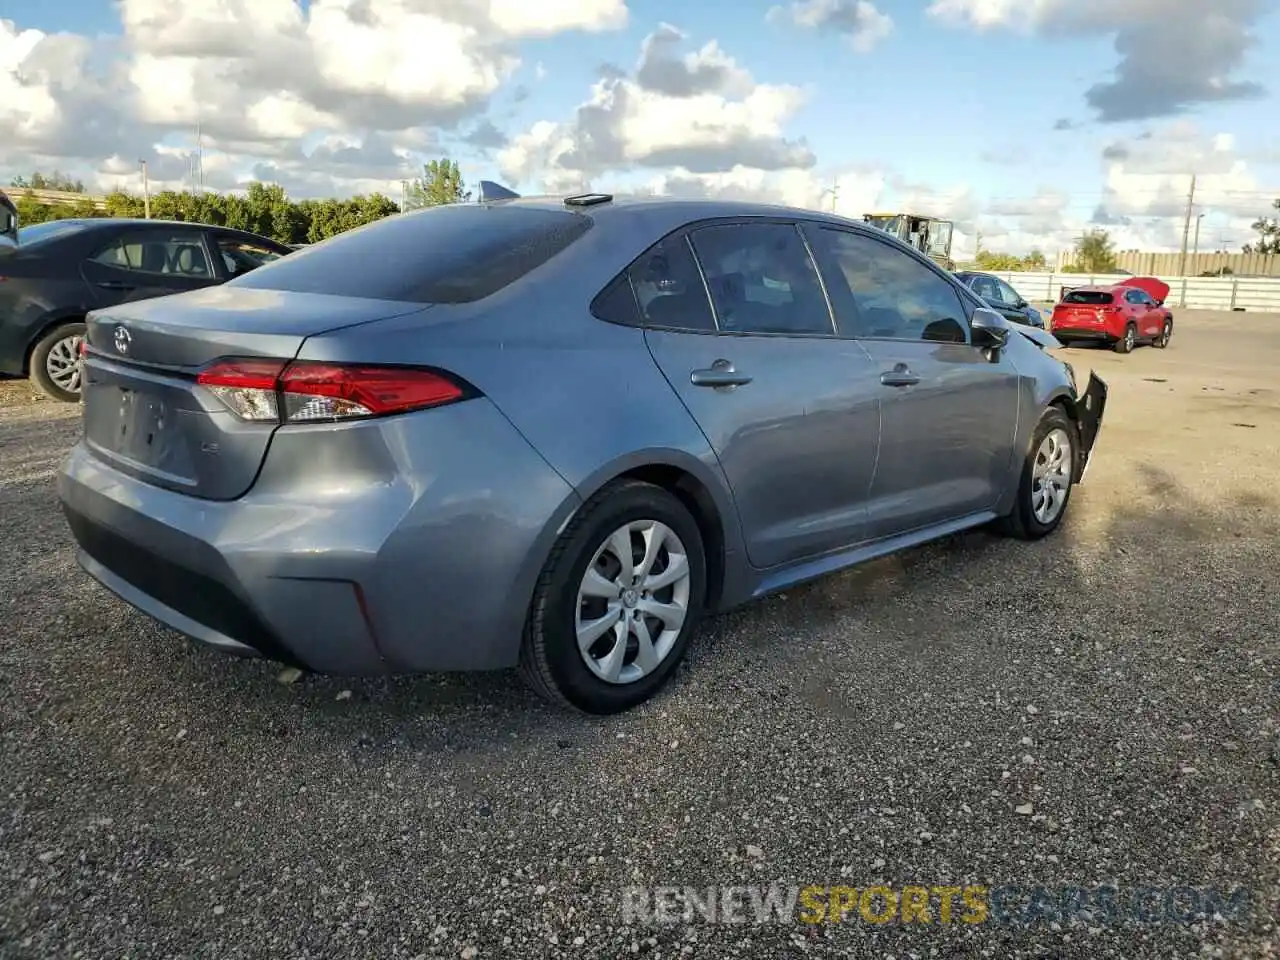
[1071,372,1108,483]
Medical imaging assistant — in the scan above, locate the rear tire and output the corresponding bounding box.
[29,322,86,402]
[1114,323,1136,354]
[1154,319,1172,348]
[997,407,1077,541]
[519,479,706,714]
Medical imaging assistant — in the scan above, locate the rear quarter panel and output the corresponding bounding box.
[293,212,751,609]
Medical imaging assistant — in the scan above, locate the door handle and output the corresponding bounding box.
[690,359,752,389]
[95,280,136,291]
[880,363,921,387]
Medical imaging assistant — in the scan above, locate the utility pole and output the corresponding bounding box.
[400,179,408,211]
[1192,212,1204,258]
[829,176,838,212]
[139,160,151,219]
[196,123,203,191]
[1177,173,1196,277]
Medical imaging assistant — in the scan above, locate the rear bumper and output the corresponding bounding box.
[57,399,580,675]
[1050,324,1115,343]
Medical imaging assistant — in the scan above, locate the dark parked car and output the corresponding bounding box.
[955,271,1045,327]
[0,219,293,401]
[59,193,1107,714]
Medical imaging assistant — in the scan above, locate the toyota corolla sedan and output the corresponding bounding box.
[59,191,1107,714]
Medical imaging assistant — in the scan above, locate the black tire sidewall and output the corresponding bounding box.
[1156,320,1171,347]
[1116,323,1136,354]
[30,322,86,402]
[1013,408,1076,539]
[536,485,706,714]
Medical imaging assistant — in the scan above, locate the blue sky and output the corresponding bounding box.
[2,0,1278,254]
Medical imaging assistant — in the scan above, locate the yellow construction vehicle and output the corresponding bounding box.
[862,212,955,270]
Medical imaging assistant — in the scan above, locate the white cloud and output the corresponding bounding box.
[499,25,814,191]
[0,1,630,198]
[928,0,1268,122]
[768,0,893,53]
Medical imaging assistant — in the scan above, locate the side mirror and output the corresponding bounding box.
[971,307,1010,349]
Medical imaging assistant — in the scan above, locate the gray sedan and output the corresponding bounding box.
[58,193,1107,714]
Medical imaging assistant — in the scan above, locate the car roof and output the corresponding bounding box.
[472,193,891,237]
[29,217,276,238]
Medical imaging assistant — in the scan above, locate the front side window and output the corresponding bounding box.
[92,232,213,277]
[688,222,833,336]
[808,228,969,343]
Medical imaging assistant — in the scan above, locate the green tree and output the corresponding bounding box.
[1074,229,1117,273]
[407,158,469,208]
[1023,249,1048,271]
[12,171,85,192]
[1243,199,1279,255]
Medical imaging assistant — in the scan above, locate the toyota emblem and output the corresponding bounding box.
[113,325,132,355]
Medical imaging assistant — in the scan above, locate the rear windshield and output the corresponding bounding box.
[229,204,593,303]
[1062,290,1114,305]
[16,220,88,246]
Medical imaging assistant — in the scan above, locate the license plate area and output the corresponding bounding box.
[113,386,171,462]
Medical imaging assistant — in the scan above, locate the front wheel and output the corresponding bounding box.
[1154,319,1172,348]
[29,322,86,402]
[997,407,1076,541]
[1114,323,1137,354]
[520,479,706,714]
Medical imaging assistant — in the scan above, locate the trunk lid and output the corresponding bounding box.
[1122,276,1170,305]
[81,286,428,500]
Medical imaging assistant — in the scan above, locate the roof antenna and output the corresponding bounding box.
[477,180,521,203]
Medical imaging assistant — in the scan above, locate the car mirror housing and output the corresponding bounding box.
[971,307,1011,349]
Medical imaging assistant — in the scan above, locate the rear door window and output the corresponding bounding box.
[229,204,593,303]
[968,275,1000,302]
[91,231,214,277]
[688,222,834,336]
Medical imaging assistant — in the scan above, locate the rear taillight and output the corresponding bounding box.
[196,359,467,423]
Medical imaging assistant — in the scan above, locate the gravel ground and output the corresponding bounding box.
[1,311,1278,959]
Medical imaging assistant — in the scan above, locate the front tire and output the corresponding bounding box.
[1114,322,1136,354]
[997,407,1076,541]
[1154,319,1172,348]
[29,322,86,402]
[520,479,707,714]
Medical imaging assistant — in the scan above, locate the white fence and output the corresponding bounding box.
[982,272,1280,313]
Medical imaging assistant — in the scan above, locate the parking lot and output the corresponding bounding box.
[1,310,1277,958]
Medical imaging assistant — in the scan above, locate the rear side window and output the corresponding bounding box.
[626,234,717,332]
[1063,290,1114,305]
[229,204,592,303]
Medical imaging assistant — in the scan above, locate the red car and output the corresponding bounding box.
[1050,278,1173,353]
